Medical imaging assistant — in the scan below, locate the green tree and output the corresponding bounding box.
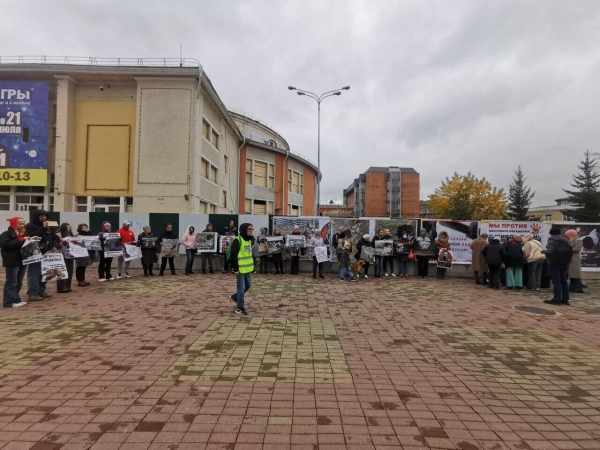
[429,172,507,220]
[563,150,600,222]
[508,165,535,220]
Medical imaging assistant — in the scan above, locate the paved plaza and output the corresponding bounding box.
[0,272,599,450]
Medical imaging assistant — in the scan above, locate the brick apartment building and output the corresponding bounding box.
[343,167,420,218]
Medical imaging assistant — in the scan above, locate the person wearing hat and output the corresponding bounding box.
[116,221,136,279]
[26,209,58,301]
[0,217,28,308]
[98,221,115,281]
[228,223,254,315]
[542,227,573,305]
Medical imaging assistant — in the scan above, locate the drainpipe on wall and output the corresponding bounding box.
[283,149,289,215]
[191,74,202,214]
[235,114,247,214]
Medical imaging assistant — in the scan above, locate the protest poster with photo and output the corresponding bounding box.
[103,233,123,257]
[413,238,435,256]
[314,246,329,263]
[161,239,180,257]
[437,250,453,269]
[61,237,88,259]
[374,240,394,256]
[197,232,217,253]
[123,243,142,262]
[360,246,375,263]
[394,240,411,255]
[267,236,284,254]
[82,236,101,251]
[286,235,306,248]
[220,235,234,254]
[545,223,600,272]
[422,220,477,264]
[330,218,372,263]
[373,218,418,241]
[479,221,548,246]
[274,216,331,260]
[41,252,68,282]
[21,237,43,265]
[140,236,157,249]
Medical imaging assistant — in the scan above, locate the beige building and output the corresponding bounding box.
[528,197,575,222]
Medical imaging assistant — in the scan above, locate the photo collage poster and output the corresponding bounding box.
[41,252,68,282]
[273,216,331,260]
[330,218,371,263]
[161,239,180,257]
[21,237,43,265]
[196,232,217,253]
[422,220,477,264]
[266,236,284,255]
[103,233,123,258]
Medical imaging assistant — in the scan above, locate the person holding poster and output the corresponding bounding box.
[26,209,58,302]
[138,226,158,277]
[435,231,451,280]
[116,221,136,279]
[1,217,27,308]
[98,221,115,281]
[271,228,285,274]
[383,229,396,277]
[57,223,75,293]
[395,231,412,278]
[565,229,584,294]
[200,224,216,274]
[308,233,326,279]
[75,224,93,287]
[158,223,177,276]
[289,226,303,275]
[181,225,197,275]
[355,234,372,278]
[371,229,386,278]
[413,230,434,278]
[257,227,270,274]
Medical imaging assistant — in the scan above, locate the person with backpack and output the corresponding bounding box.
[522,233,545,291]
[228,223,254,315]
[481,236,506,289]
[1,217,27,308]
[542,227,573,305]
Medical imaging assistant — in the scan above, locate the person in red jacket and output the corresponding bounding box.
[116,221,136,279]
[0,217,27,308]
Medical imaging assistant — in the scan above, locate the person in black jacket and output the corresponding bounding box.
[482,236,506,290]
[222,220,238,273]
[201,223,216,274]
[158,223,177,276]
[503,235,524,289]
[138,226,157,276]
[542,227,573,305]
[271,227,285,274]
[57,223,75,294]
[75,224,93,287]
[371,229,386,278]
[289,226,303,275]
[355,234,371,278]
[1,217,27,308]
[26,209,58,301]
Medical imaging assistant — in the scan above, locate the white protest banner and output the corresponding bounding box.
[103,233,123,257]
[21,237,43,265]
[82,236,101,251]
[314,246,329,263]
[479,221,548,246]
[61,238,88,259]
[424,220,475,264]
[123,243,142,262]
[41,252,68,282]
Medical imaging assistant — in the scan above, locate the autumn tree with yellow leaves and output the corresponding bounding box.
[428,173,508,220]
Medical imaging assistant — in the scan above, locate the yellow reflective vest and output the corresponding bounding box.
[237,236,254,274]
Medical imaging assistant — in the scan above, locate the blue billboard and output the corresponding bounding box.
[0,81,49,185]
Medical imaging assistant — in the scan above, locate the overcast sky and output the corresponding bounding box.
[5,0,600,206]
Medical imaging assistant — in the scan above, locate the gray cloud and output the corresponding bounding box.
[4,0,600,206]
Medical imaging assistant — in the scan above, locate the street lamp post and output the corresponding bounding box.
[288,85,350,216]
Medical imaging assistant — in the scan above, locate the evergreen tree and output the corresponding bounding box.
[563,150,600,222]
[508,165,535,220]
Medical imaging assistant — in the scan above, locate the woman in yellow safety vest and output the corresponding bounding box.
[228,223,254,315]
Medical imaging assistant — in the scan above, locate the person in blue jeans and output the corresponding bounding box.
[228,223,255,315]
[181,225,197,275]
[543,227,572,306]
[26,209,58,301]
[396,231,411,278]
[1,217,28,308]
[337,242,357,282]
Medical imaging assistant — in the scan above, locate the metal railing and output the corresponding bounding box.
[0,55,201,68]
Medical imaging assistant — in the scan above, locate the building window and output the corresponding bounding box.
[49,196,54,212]
[202,120,210,140]
[300,173,304,194]
[209,203,216,214]
[16,186,44,193]
[211,129,219,149]
[210,166,218,184]
[246,159,253,185]
[288,170,303,194]
[224,155,229,173]
[545,214,552,221]
[254,161,267,187]
[201,159,209,179]
[93,196,120,213]
[16,195,45,212]
[76,196,88,212]
[200,201,208,214]
[253,200,267,215]
[268,201,274,214]
[245,198,252,214]
[0,195,10,211]
[288,204,301,216]
[223,191,227,209]
[126,197,134,213]
[269,164,275,188]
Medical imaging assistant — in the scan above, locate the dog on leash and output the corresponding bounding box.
[350,260,365,277]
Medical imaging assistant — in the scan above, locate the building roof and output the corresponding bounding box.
[363,166,418,174]
[528,204,575,212]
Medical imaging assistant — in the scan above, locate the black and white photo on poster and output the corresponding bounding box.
[140,236,157,249]
[394,240,411,254]
[161,239,180,257]
[21,237,43,265]
[61,237,88,259]
[220,235,234,254]
[413,238,435,256]
[266,236,284,255]
[546,223,600,271]
[423,220,477,264]
[196,232,217,253]
[360,246,375,263]
[41,252,68,282]
[286,235,306,248]
[103,233,123,257]
[82,236,101,251]
[330,218,371,262]
[437,249,453,269]
[373,219,418,240]
[123,243,142,262]
[374,240,394,256]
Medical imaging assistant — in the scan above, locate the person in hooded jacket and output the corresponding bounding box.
[413,230,434,278]
[222,220,238,273]
[371,229,386,278]
[396,230,411,278]
[542,227,573,305]
[158,223,177,276]
[181,225,197,275]
[26,209,58,301]
[565,229,584,294]
[308,231,326,279]
[470,233,488,285]
[482,236,506,289]
[271,227,285,274]
[289,226,303,275]
[75,224,93,287]
[355,234,371,278]
[200,223,216,274]
[1,217,27,308]
[503,234,524,289]
[138,226,157,276]
[522,233,545,291]
[98,221,115,281]
[228,223,254,315]
[57,223,75,293]
[256,227,270,274]
[435,231,451,280]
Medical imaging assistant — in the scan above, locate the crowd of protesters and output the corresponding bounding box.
[0,211,588,312]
